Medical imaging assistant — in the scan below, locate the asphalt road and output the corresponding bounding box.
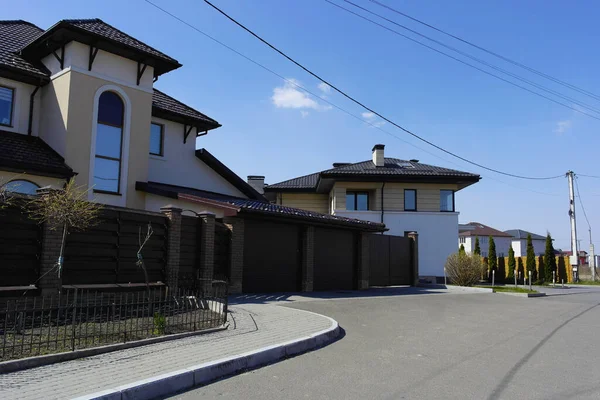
[170,286,600,400]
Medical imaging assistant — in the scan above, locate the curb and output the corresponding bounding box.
[0,325,228,374]
[418,284,494,294]
[73,313,340,400]
[495,292,546,298]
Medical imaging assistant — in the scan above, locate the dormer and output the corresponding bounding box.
[19,19,181,90]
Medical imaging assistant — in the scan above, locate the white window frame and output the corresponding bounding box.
[89,85,131,206]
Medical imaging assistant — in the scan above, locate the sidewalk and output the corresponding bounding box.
[0,303,338,400]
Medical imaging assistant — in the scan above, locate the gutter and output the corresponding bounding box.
[27,85,40,135]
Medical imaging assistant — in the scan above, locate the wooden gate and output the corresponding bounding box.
[0,206,42,287]
[369,234,412,286]
[63,209,168,285]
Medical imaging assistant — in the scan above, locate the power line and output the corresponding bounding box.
[196,0,565,180]
[578,174,600,179]
[368,0,600,103]
[332,0,600,118]
[575,176,592,234]
[143,0,564,197]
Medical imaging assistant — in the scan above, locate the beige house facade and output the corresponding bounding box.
[265,145,481,278]
[0,18,268,215]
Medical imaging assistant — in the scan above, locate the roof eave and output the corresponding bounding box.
[21,23,181,77]
[151,107,221,132]
[0,65,49,86]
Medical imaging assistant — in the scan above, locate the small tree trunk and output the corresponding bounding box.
[57,223,67,278]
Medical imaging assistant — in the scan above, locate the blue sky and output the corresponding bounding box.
[6,0,600,251]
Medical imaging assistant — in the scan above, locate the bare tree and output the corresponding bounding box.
[26,179,102,278]
[0,177,14,210]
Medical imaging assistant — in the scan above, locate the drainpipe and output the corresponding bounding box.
[27,86,40,135]
[380,182,385,233]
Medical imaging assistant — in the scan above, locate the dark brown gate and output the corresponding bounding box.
[243,219,301,293]
[0,206,42,287]
[63,209,168,285]
[313,227,356,291]
[213,221,231,281]
[369,234,412,286]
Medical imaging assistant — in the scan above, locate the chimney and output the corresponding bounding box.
[372,144,385,167]
[247,175,265,194]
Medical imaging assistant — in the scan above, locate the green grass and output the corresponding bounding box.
[477,286,539,294]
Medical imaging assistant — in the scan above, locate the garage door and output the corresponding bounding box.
[243,219,301,293]
[314,228,356,291]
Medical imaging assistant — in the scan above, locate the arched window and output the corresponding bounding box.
[4,180,40,195]
[94,91,124,193]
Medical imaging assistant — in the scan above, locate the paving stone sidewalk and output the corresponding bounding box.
[0,303,334,400]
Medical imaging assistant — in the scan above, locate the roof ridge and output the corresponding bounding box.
[0,20,41,28]
[268,171,321,186]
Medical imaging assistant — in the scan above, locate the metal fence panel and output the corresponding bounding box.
[0,282,228,361]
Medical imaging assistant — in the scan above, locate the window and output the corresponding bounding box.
[440,190,455,212]
[94,91,124,194]
[346,191,369,211]
[404,189,416,211]
[0,86,14,127]
[150,123,164,156]
[459,237,466,244]
[3,180,39,195]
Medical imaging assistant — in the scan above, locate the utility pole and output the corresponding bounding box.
[567,171,579,282]
[589,228,595,281]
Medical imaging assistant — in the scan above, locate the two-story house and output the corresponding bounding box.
[459,224,548,257]
[264,144,481,278]
[0,18,383,237]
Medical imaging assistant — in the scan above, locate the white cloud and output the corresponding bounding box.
[318,82,331,94]
[361,111,385,127]
[272,79,319,110]
[554,120,572,135]
[362,112,375,120]
[271,79,331,116]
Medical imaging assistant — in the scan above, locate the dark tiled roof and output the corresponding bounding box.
[266,172,320,190]
[267,158,480,190]
[0,20,49,80]
[504,229,546,241]
[137,181,385,231]
[459,222,512,238]
[152,89,221,130]
[321,158,479,178]
[56,19,178,64]
[0,130,74,178]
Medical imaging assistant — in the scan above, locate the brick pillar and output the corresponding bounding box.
[39,221,63,295]
[161,206,182,291]
[224,217,244,294]
[301,226,315,292]
[198,213,215,293]
[357,232,370,289]
[405,231,419,286]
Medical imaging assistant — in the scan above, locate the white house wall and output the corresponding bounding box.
[512,239,546,256]
[147,117,246,198]
[336,210,458,277]
[0,77,40,136]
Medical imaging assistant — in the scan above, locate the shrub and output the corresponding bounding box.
[497,256,506,283]
[488,236,497,278]
[526,234,536,281]
[544,234,556,281]
[507,246,516,280]
[445,252,485,287]
[474,236,481,256]
[153,312,166,335]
